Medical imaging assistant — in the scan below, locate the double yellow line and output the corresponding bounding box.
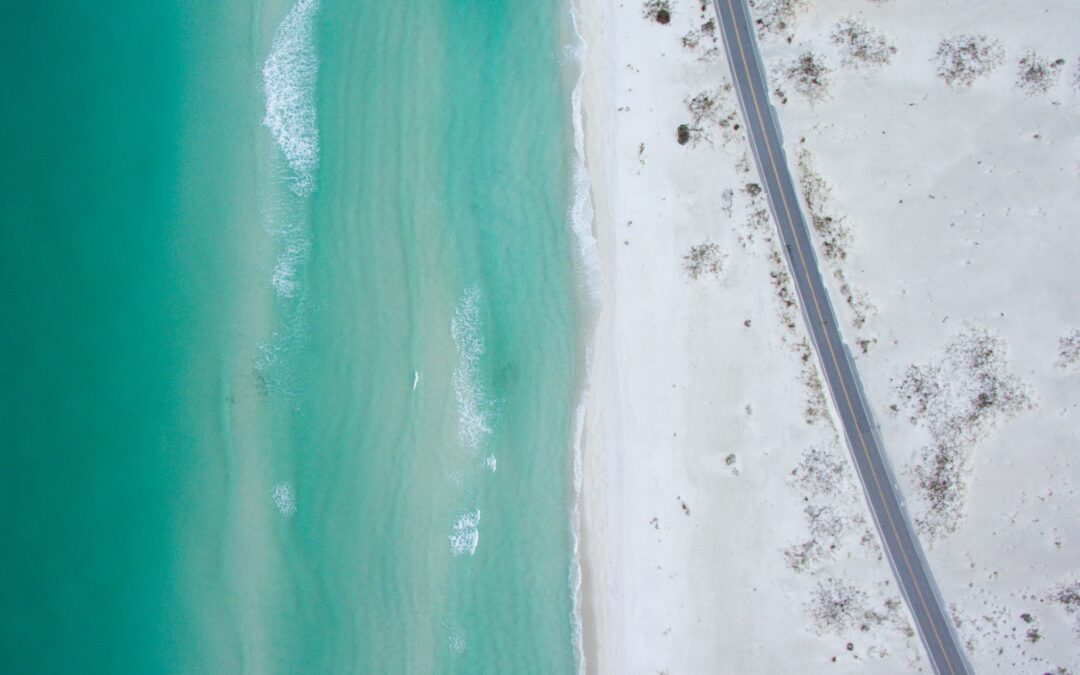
[719,1,960,672]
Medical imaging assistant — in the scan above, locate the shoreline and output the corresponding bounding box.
[570,0,623,669]
[566,1,605,671]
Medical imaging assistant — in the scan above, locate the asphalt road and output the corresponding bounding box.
[711,1,973,673]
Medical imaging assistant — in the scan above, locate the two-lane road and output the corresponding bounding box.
[711,1,973,673]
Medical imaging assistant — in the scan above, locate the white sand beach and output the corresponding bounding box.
[575,0,1080,672]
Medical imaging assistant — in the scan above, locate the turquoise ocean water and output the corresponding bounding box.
[1,0,592,671]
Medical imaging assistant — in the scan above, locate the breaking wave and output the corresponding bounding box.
[568,7,602,302]
[568,380,589,674]
[271,240,310,298]
[451,286,492,451]
[262,0,321,196]
[449,509,481,556]
[568,7,597,672]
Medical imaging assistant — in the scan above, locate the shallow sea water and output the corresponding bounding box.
[1,0,586,672]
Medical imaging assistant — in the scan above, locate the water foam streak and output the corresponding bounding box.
[271,240,309,298]
[451,286,492,451]
[449,509,481,556]
[263,0,321,196]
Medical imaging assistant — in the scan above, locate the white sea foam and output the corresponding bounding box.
[449,509,481,556]
[254,339,286,394]
[451,286,492,451]
[263,0,321,197]
[568,8,603,303]
[273,481,297,516]
[271,241,309,298]
[482,455,497,472]
[447,628,466,655]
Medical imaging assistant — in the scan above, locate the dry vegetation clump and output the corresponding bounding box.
[686,85,733,124]
[796,338,832,426]
[682,241,726,280]
[676,122,706,147]
[1050,581,1080,634]
[933,34,1005,88]
[792,445,849,497]
[793,507,914,650]
[796,151,876,330]
[810,578,870,633]
[783,50,833,103]
[720,188,734,218]
[642,0,671,24]
[784,444,861,572]
[681,18,719,61]
[834,268,875,330]
[809,579,906,636]
[765,247,798,332]
[748,0,809,39]
[742,205,771,243]
[894,325,1034,537]
[1057,328,1080,371]
[684,84,741,145]
[1016,51,1065,96]
[797,150,851,261]
[830,16,896,68]
[784,504,850,572]
[735,151,753,175]
[949,599,1070,671]
[736,180,771,248]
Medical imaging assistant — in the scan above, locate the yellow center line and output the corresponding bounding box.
[720,1,958,673]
